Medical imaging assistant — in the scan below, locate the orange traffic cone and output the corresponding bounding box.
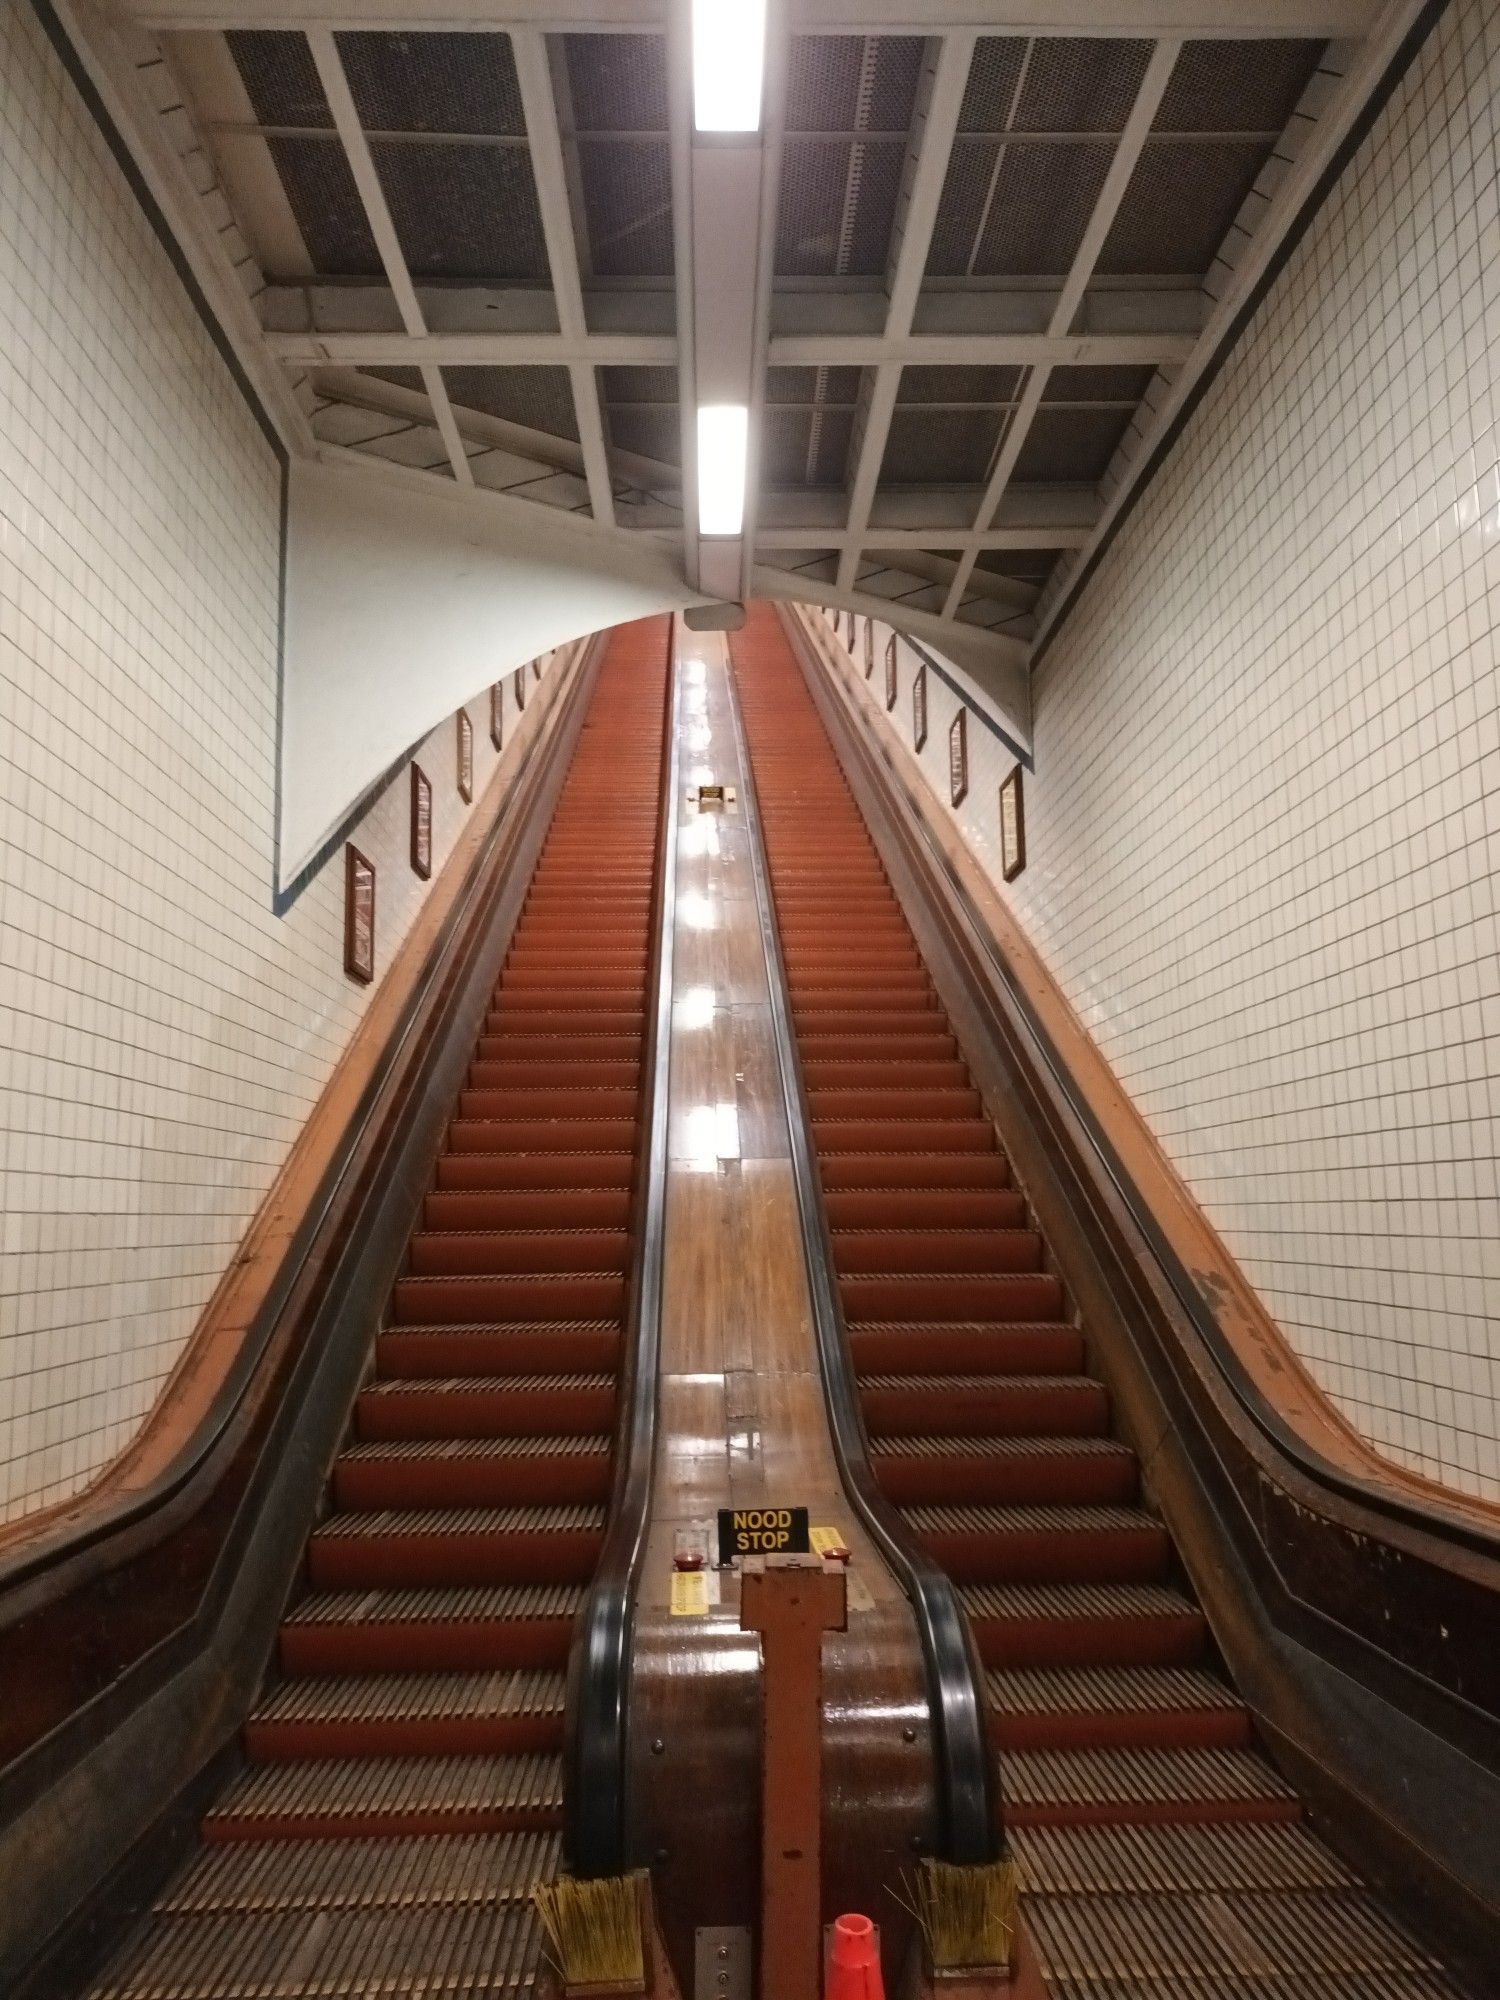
[827,1913,884,2000]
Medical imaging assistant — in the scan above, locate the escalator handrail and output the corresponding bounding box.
[723,650,1002,1867]
[795,610,1500,1569]
[563,621,682,1876]
[0,644,604,1611]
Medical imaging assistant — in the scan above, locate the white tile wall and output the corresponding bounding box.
[814,0,1500,1505]
[0,7,563,1524]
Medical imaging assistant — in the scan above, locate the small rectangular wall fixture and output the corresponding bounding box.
[697,404,749,537]
[692,0,766,132]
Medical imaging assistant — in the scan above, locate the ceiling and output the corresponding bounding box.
[103,0,1403,671]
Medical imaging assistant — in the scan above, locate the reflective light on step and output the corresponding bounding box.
[692,0,766,133]
[679,891,718,930]
[697,405,749,537]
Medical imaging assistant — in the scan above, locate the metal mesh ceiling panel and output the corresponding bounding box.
[1013,39,1153,133]
[444,366,578,440]
[372,141,549,280]
[971,142,1115,278]
[761,407,854,487]
[1046,365,1156,403]
[777,138,907,276]
[227,30,332,127]
[776,37,923,278]
[883,408,1004,486]
[336,31,526,135]
[766,367,861,407]
[601,368,678,468]
[786,34,924,131]
[974,548,1062,581]
[265,136,380,274]
[1099,140,1272,275]
[1156,39,1325,132]
[564,34,669,132]
[1013,406,1134,483]
[899,366,1021,406]
[958,39,1028,131]
[575,140,674,277]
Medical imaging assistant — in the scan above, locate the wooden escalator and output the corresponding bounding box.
[730,602,1477,2000]
[84,617,671,2000]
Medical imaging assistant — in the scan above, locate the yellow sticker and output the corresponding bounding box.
[810,1525,850,1559]
[670,1570,710,1616]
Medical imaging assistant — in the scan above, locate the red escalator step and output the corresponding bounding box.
[356,1375,615,1439]
[405,1229,629,1277]
[859,1371,1104,1435]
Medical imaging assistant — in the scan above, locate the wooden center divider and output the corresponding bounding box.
[626,621,972,1996]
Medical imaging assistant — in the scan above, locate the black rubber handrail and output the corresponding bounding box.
[0,645,604,1611]
[723,650,1002,1867]
[563,620,682,1877]
[793,609,1500,1568]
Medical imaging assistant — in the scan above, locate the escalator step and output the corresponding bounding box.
[860,1372,1105,1434]
[1009,1818,1356,1894]
[904,1501,1169,1584]
[156,1828,562,1914]
[989,1666,1251,1752]
[959,1581,1206,1669]
[374,1323,621,1380]
[306,1505,606,1589]
[848,1323,1085,1375]
[871,1432,1137,1505]
[280,1582,584,1677]
[334,1436,611,1510]
[204,1751,563,1841]
[245,1669,566,1762]
[356,1375,614,1438]
[1003,1744,1299,1827]
[86,1901,545,1998]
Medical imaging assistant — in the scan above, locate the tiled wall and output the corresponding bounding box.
[0,5,563,1524]
[814,0,1500,1504]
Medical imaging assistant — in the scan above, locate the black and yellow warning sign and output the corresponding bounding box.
[717,1506,810,1564]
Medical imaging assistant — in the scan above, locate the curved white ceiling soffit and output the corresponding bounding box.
[278,456,704,886]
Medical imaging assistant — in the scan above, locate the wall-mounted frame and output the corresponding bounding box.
[999,765,1026,882]
[457,708,473,803]
[912,662,928,751]
[410,764,433,880]
[864,619,875,678]
[948,708,969,809]
[884,634,898,711]
[515,665,527,712]
[343,844,375,984]
[490,681,505,751]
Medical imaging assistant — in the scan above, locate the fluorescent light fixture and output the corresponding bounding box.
[697,404,749,537]
[692,0,766,133]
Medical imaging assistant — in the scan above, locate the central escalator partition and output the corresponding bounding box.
[729,603,1482,2000]
[83,617,672,2000]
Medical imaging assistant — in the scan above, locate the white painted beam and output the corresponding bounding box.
[124,0,1380,38]
[511,28,615,526]
[756,523,1092,552]
[266,330,678,365]
[942,36,1180,616]
[306,29,472,483]
[264,327,1197,369]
